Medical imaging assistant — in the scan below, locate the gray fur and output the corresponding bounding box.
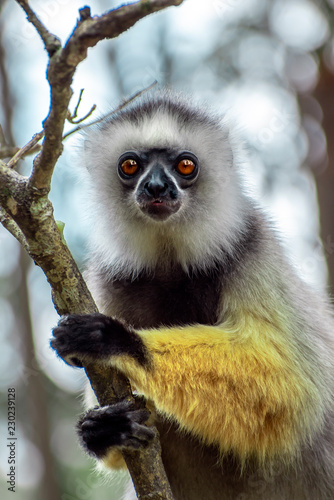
[82,93,334,499]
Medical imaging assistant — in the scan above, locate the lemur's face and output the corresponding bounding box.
[117,148,199,221]
[84,101,237,233]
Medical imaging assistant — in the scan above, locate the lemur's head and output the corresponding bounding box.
[83,93,249,274]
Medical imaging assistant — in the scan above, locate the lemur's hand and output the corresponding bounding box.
[77,399,155,458]
[51,313,149,367]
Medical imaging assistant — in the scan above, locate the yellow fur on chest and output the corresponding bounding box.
[114,315,323,467]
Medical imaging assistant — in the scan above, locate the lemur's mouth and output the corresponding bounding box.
[137,197,181,221]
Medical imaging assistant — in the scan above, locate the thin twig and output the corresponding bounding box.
[69,104,96,125]
[0,146,20,159]
[67,97,97,125]
[7,131,44,169]
[3,82,156,165]
[0,207,29,252]
[68,88,85,122]
[27,1,182,192]
[63,81,158,140]
[15,0,61,56]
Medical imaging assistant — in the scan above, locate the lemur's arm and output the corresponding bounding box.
[52,311,322,466]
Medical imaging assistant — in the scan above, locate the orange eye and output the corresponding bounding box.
[120,159,139,176]
[176,159,196,176]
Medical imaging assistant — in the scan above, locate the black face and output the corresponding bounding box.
[117,148,199,221]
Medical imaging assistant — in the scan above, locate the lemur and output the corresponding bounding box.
[52,94,334,499]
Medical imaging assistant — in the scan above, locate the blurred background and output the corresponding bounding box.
[0,0,334,498]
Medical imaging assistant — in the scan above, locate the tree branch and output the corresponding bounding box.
[26,0,184,192]
[63,81,158,140]
[0,158,93,315]
[6,131,44,169]
[1,83,156,166]
[66,89,96,124]
[15,0,61,56]
[0,145,19,159]
[0,206,29,252]
[1,1,185,498]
